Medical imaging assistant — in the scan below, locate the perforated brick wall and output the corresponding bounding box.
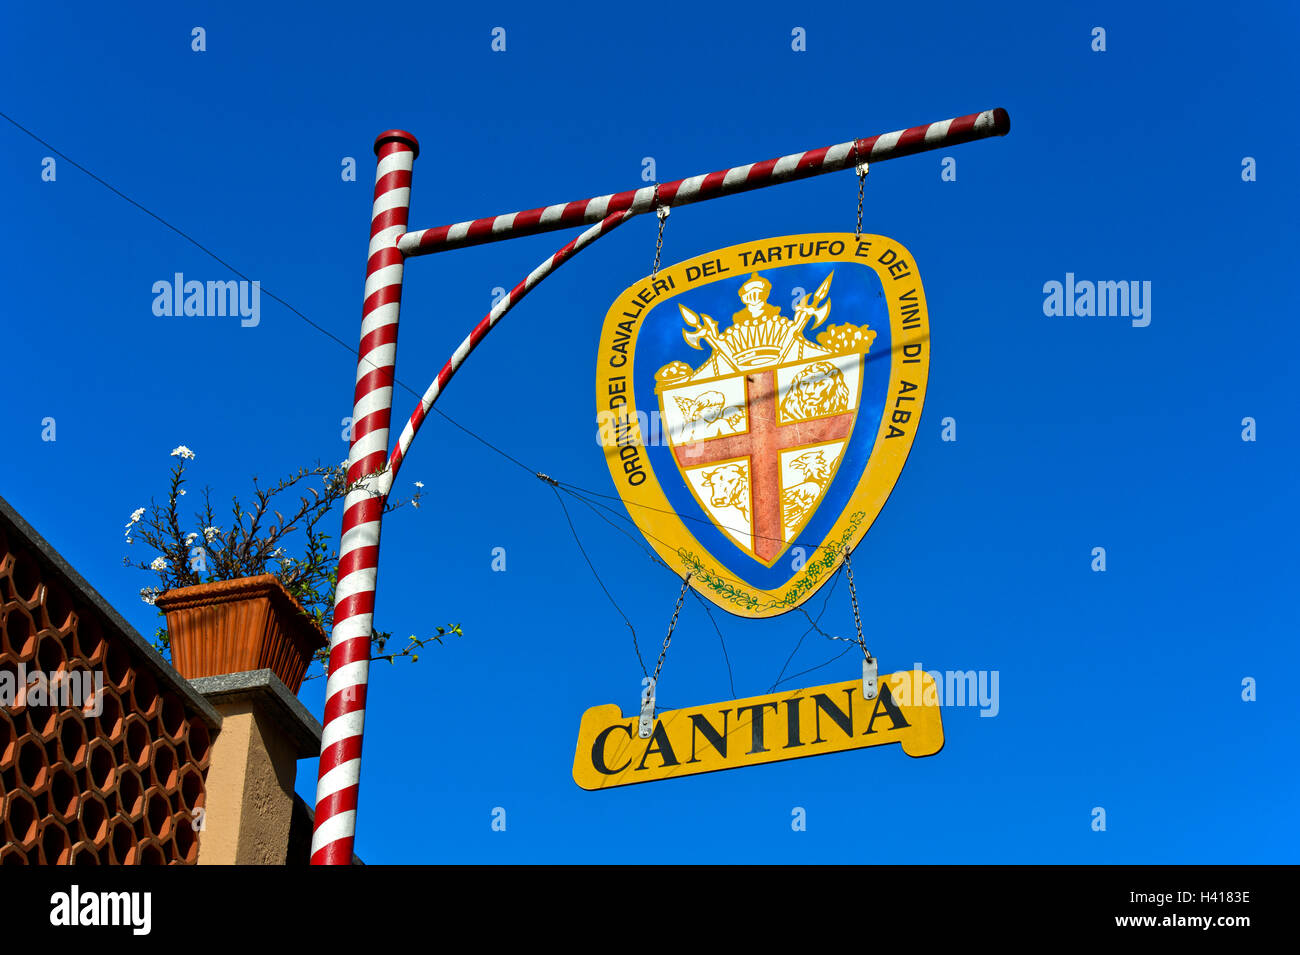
[0,517,217,865]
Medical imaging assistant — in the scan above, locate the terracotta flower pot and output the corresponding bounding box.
[154,575,326,694]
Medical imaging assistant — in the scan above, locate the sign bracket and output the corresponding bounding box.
[639,679,656,739]
[863,655,878,701]
[312,108,1011,863]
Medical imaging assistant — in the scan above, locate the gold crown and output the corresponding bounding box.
[722,316,795,367]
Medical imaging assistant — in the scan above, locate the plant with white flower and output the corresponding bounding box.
[124,507,146,542]
[125,507,148,543]
[126,444,455,676]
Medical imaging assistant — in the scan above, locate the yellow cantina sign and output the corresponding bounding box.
[573,670,944,790]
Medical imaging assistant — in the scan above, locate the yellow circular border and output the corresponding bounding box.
[595,233,930,618]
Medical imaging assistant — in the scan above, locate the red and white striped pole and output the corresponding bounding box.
[385,107,1009,478]
[311,130,419,865]
[398,108,1009,256]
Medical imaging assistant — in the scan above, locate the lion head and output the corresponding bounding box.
[781,361,850,420]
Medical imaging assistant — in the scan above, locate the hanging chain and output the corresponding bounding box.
[855,167,868,237]
[856,166,869,238]
[851,140,869,239]
[649,572,691,689]
[843,546,870,660]
[651,183,670,278]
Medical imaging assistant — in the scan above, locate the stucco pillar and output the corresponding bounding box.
[189,669,321,865]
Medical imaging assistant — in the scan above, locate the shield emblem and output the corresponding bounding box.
[596,233,929,618]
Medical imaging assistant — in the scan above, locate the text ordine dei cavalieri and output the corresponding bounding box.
[599,237,924,488]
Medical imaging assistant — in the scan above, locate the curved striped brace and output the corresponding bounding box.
[389,208,635,480]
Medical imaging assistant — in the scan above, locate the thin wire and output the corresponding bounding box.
[0,109,394,381]
[561,482,799,608]
[0,109,555,488]
[561,475,851,697]
[557,484,739,701]
[3,109,880,568]
[690,589,737,699]
[558,477,862,700]
[428,406,539,478]
[556,476,858,558]
[561,471,861,701]
[6,110,871,702]
[548,483,648,678]
[768,565,843,692]
[561,479,853,626]
[561,486,670,570]
[771,643,856,690]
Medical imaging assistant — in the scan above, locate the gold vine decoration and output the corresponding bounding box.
[677,511,866,612]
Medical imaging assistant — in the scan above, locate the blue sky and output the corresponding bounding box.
[2,1,1296,862]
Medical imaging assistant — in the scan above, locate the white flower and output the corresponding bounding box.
[125,536,133,545]
[178,488,187,496]
[150,557,168,571]
[170,445,195,460]
[140,587,161,605]
[414,481,424,488]
[128,507,146,523]
[203,526,220,543]
[184,532,199,546]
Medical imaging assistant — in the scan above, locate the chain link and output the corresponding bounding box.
[851,140,869,239]
[843,546,870,660]
[855,168,869,238]
[651,184,670,278]
[649,572,692,688]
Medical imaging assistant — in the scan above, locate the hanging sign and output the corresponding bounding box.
[596,233,929,618]
[573,669,943,790]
